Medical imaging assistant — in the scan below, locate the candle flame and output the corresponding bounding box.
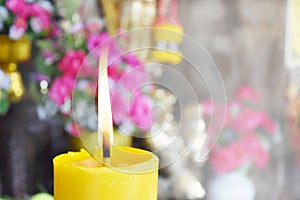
[98,47,113,162]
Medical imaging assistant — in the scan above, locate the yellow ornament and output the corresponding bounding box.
[152,0,183,64]
[7,70,25,102]
[0,35,31,64]
[0,35,31,103]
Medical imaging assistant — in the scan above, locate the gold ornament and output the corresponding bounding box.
[100,0,157,62]
[0,35,31,102]
[0,35,31,64]
[7,71,25,102]
[152,0,183,64]
[99,0,120,35]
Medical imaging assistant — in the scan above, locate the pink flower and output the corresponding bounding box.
[242,133,269,168]
[30,3,49,17]
[210,140,248,173]
[14,15,28,29]
[7,0,52,36]
[110,89,128,124]
[30,16,50,32]
[66,122,81,137]
[234,85,260,103]
[77,61,96,79]
[231,108,266,133]
[49,76,75,106]
[124,53,143,68]
[49,23,61,37]
[86,32,121,65]
[129,95,153,130]
[205,86,275,172]
[119,66,151,91]
[85,20,102,34]
[87,32,110,52]
[261,114,275,134]
[9,16,28,39]
[242,133,261,151]
[228,141,248,167]
[58,50,87,77]
[108,64,124,81]
[251,146,269,168]
[210,147,237,173]
[6,0,27,16]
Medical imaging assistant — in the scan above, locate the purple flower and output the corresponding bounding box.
[35,74,50,83]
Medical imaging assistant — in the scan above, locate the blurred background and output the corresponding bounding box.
[0,0,299,199]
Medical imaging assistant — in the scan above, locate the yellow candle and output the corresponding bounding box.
[53,146,159,200]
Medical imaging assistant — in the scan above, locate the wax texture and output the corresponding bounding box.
[53,147,159,200]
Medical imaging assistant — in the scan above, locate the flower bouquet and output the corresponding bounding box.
[203,86,275,173]
[0,0,55,115]
[203,86,276,200]
[0,0,54,40]
[31,17,154,138]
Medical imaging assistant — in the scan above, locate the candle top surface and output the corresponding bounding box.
[53,146,159,173]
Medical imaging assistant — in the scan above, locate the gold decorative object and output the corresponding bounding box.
[120,0,157,62]
[0,35,31,102]
[100,0,157,62]
[99,0,120,35]
[152,0,183,64]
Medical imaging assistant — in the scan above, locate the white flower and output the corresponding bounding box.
[119,118,135,135]
[0,69,11,90]
[70,22,84,34]
[30,17,43,33]
[38,0,54,13]
[0,6,8,22]
[9,25,26,40]
[73,99,98,131]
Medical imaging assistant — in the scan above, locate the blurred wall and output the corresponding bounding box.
[178,0,288,120]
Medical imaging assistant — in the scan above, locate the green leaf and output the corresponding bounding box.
[0,89,10,116]
[34,54,61,78]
